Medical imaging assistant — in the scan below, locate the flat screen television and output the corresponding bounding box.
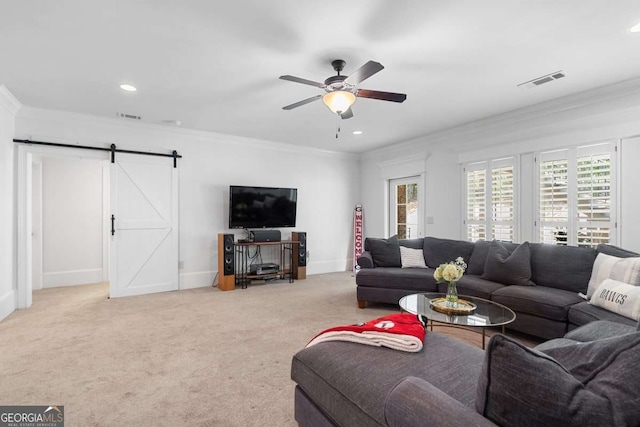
[228,185,297,229]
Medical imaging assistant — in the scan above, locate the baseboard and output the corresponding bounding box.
[0,289,16,322]
[306,259,353,276]
[178,264,350,287]
[43,269,104,288]
[179,271,215,289]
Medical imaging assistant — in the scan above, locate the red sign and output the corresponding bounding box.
[353,204,363,272]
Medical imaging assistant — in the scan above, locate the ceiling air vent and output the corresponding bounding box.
[518,71,565,89]
[116,112,142,120]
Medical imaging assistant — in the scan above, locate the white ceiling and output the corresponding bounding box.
[2,1,640,154]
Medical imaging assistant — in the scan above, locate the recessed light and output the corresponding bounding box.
[631,22,640,32]
[353,130,363,135]
[119,84,137,92]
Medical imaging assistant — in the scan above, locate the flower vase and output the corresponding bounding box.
[446,281,459,308]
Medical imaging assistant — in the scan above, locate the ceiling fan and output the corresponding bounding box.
[279,59,407,120]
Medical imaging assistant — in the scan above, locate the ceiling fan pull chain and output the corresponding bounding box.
[336,114,341,139]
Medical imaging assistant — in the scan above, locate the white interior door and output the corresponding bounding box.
[110,154,179,298]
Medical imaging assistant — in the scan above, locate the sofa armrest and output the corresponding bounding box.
[384,377,496,427]
[357,251,375,268]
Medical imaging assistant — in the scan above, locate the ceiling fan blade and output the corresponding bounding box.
[344,61,384,85]
[279,75,325,88]
[340,108,354,120]
[356,89,407,103]
[282,95,323,110]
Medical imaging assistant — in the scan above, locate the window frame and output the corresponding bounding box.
[534,141,617,247]
[463,157,518,242]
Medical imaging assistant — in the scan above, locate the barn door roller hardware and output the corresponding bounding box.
[14,139,182,168]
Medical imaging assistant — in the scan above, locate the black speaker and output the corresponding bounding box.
[251,229,282,242]
[292,232,307,279]
[218,233,235,290]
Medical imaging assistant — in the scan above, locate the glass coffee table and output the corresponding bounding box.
[399,293,516,349]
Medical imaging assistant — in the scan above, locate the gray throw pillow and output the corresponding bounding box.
[481,240,535,286]
[422,237,475,268]
[365,235,401,267]
[476,333,640,426]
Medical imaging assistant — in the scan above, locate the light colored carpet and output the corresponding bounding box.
[0,272,541,426]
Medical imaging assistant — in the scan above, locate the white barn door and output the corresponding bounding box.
[109,154,179,298]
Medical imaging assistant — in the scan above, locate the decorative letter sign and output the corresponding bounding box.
[353,204,363,272]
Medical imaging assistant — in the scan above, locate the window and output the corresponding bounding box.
[465,167,486,241]
[464,158,516,242]
[389,177,420,239]
[537,143,616,248]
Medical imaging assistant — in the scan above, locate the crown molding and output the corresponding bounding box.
[16,106,358,160]
[364,76,640,160]
[0,85,22,116]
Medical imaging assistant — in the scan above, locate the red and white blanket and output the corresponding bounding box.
[305,313,426,352]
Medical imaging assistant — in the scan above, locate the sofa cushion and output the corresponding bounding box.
[467,240,491,275]
[399,238,424,249]
[491,285,583,321]
[423,237,475,269]
[568,301,637,328]
[292,333,484,427]
[529,243,595,292]
[597,244,640,258]
[356,267,438,292]
[563,320,637,342]
[441,275,505,300]
[357,252,374,268]
[366,235,401,267]
[476,333,640,427]
[586,252,640,298]
[400,246,427,269]
[590,279,640,321]
[481,241,534,286]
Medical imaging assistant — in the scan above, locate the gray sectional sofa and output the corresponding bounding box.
[291,320,640,426]
[356,236,639,339]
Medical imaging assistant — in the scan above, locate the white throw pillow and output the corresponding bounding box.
[399,246,427,269]
[590,279,640,321]
[586,253,640,298]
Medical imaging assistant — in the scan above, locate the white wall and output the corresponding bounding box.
[359,149,460,240]
[0,86,20,321]
[620,136,640,253]
[360,78,640,246]
[15,107,361,289]
[40,156,105,287]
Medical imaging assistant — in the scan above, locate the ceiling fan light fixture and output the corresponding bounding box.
[119,84,137,92]
[323,91,355,114]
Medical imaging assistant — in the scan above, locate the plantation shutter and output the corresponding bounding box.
[492,160,515,242]
[465,163,486,241]
[576,145,613,247]
[538,150,570,245]
[537,143,616,247]
[464,158,517,242]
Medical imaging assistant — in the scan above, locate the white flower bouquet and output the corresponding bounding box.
[433,257,467,307]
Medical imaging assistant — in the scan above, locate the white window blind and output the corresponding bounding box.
[539,154,569,245]
[537,143,616,248]
[464,157,516,242]
[577,148,612,247]
[492,164,514,242]
[466,166,486,241]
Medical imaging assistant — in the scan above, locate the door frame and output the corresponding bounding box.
[16,144,110,308]
[388,175,425,239]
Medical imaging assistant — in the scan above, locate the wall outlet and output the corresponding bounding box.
[179,260,184,269]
